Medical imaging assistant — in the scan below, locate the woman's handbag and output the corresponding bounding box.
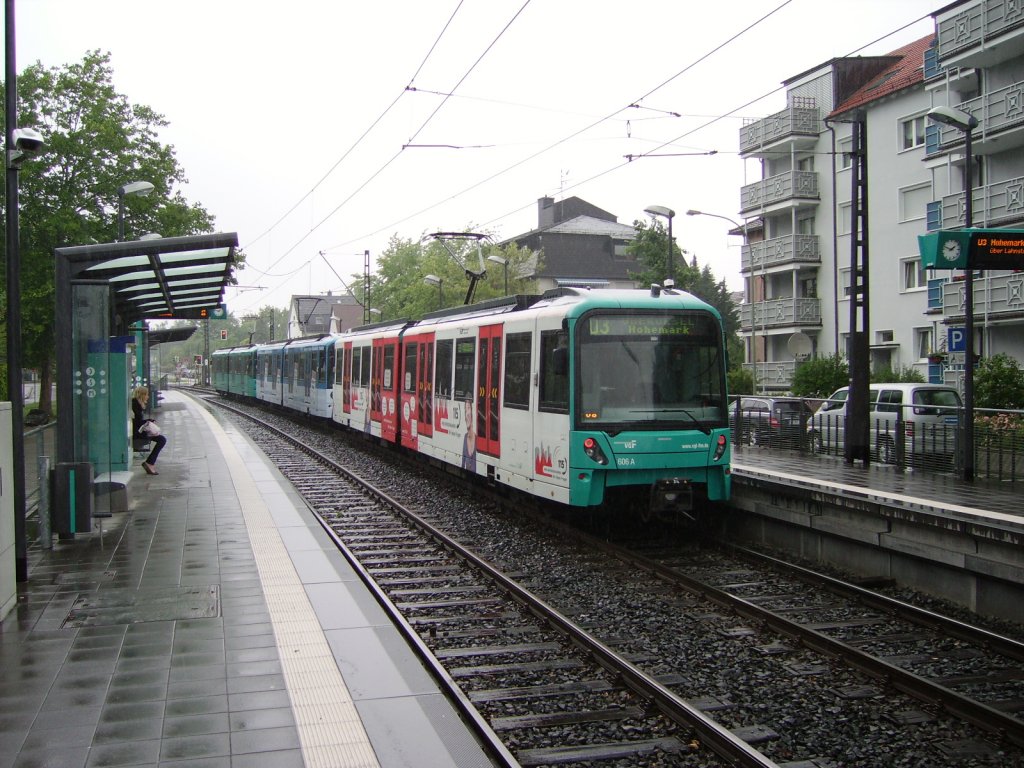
[140,420,162,438]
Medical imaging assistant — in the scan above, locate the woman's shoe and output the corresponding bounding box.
[142,463,158,475]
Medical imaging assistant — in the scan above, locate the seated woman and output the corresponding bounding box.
[131,386,167,475]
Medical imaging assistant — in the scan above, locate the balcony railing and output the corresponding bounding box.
[931,176,1024,230]
[740,171,819,214]
[742,361,797,391]
[741,234,820,273]
[936,0,1024,62]
[739,297,821,330]
[739,105,821,154]
[938,271,1024,319]
[927,78,1024,156]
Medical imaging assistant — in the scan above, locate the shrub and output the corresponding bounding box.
[975,353,1024,410]
[728,367,754,396]
[871,365,924,383]
[791,354,849,398]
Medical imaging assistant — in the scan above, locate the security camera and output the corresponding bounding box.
[12,127,45,155]
[7,127,45,169]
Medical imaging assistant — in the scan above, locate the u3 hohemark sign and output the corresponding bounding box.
[919,228,1024,270]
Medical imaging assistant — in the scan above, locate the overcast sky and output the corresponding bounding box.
[17,0,938,313]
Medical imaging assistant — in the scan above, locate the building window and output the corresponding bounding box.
[838,203,852,235]
[900,115,926,150]
[797,155,815,172]
[837,137,852,170]
[840,268,851,298]
[914,327,932,359]
[898,182,931,223]
[797,217,815,235]
[902,257,927,291]
[876,330,894,344]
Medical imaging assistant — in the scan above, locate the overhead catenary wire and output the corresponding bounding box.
[243,3,937,312]
[241,0,534,307]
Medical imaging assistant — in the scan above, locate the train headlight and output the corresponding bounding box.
[583,437,608,465]
[713,433,727,462]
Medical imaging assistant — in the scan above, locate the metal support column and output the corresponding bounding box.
[846,115,871,464]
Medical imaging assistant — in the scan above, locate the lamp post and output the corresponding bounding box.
[368,307,382,321]
[117,180,154,241]
[644,205,676,285]
[423,274,443,309]
[928,105,979,482]
[487,254,509,294]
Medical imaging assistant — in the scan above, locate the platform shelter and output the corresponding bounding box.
[52,232,238,533]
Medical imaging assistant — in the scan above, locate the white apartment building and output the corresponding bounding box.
[736,0,1024,394]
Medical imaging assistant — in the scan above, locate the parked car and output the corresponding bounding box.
[730,396,814,449]
[807,383,962,467]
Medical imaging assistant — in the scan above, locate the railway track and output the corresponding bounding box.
[208,396,772,767]
[201,392,1024,766]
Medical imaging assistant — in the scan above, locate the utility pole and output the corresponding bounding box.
[846,114,871,464]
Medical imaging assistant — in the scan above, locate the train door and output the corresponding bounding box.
[400,338,419,450]
[374,337,400,442]
[341,342,353,414]
[476,324,501,458]
[419,335,434,439]
[400,332,435,450]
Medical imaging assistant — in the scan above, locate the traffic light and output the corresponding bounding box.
[220,329,228,340]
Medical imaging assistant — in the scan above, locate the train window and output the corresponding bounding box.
[539,330,569,413]
[504,332,531,410]
[358,345,371,387]
[454,339,476,401]
[435,340,454,399]
[335,346,345,386]
[404,342,418,393]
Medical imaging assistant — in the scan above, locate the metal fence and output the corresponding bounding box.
[730,396,1024,482]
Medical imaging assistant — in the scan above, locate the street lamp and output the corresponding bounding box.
[117,180,154,241]
[687,209,760,390]
[644,205,676,285]
[424,274,443,309]
[928,105,979,481]
[487,254,509,294]
[368,307,382,320]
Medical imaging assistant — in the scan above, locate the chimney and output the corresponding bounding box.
[538,197,555,228]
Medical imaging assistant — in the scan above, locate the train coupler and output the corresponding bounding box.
[650,478,693,513]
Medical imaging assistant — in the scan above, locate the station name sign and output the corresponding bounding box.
[918,228,1024,270]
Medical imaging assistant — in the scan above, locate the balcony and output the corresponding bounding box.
[930,177,1024,230]
[938,271,1024,319]
[741,234,819,273]
[936,0,1024,69]
[739,102,821,157]
[739,297,821,331]
[927,276,949,313]
[740,171,819,215]
[743,361,797,392]
[926,79,1024,157]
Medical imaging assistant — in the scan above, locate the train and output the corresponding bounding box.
[211,286,732,516]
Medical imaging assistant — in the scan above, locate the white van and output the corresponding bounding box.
[808,383,962,466]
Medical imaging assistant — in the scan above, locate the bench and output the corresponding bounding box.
[93,470,135,516]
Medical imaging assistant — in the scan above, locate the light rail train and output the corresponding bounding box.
[212,287,732,516]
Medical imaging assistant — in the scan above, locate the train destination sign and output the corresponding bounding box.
[918,228,1024,270]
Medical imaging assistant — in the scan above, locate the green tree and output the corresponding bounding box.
[791,353,849,398]
[975,353,1024,410]
[1,50,216,412]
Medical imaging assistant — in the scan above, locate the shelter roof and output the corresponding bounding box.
[54,232,238,323]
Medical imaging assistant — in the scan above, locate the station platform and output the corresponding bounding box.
[733,445,1024,525]
[0,390,493,768]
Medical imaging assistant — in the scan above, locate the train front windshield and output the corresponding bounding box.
[577,311,727,431]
